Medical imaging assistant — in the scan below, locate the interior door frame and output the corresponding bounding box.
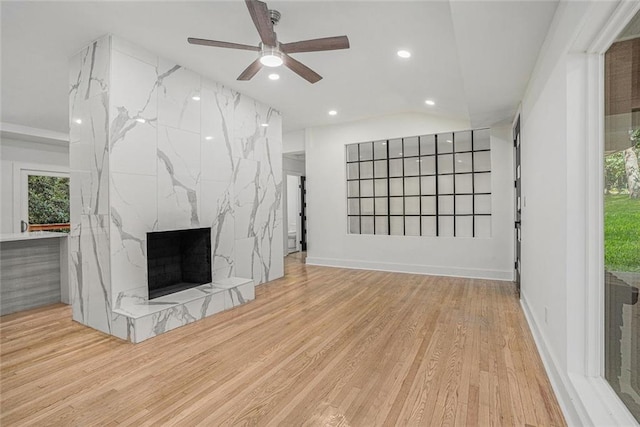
[12,162,69,233]
[513,114,521,296]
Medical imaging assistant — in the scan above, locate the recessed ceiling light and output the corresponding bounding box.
[205,136,213,140]
[397,50,411,58]
[74,118,82,124]
[328,110,337,116]
[447,139,452,143]
[382,142,387,145]
[261,123,269,127]
[136,118,146,123]
[191,95,201,101]
[425,100,435,106]
[268,73,280,80]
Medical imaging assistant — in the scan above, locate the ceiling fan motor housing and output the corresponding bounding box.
[269,9,281,26]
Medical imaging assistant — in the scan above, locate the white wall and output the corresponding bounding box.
[304,112,514,280]
[518,1,639,425]
[0,138,69,233]
[521,54,569,373]
[283,129,305,154]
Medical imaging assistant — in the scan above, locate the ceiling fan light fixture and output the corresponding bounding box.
[260,45,283,67]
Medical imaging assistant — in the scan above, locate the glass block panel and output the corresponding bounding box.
[403,136,419,157]
[389,158,403,177]
[390,216,404,235]
[374,179,387,196]
[346,144,359,162]
[421,196,436,215]
[347,163,359,180]
[359,142,373,161]
[475,216,492,238]
[421,176,436,195]
[374,160,387,178]
[389,139,403,158]
[439,216,454,237]
[374,140,388,160]
[455,174,473,193]
[374,197,388,214]
[347,198,359,215]
[421,216,437,237]
[437,133,454,154]
[405,217,420,236]
[405,177,420,195]
[438,175,454,194]
[438,195,454,214]
[475,173,491,193]
[375,216,389,235]
[405,196,420,215]
[348,217,360,234]
[361,179,374,197]
[404,158,420,176]
[438,154,453,174]
[474,128,491,150]
[389,178,403,196]
[455,195,473,214]
[361,216,374,234]
[474,151,491,172]
[454,152,472,173]
[361,198,374,215]
[455,131,472,152]
[420,134,436,155]
[475,194,491,214]
[390,197,404,215]
[360,161,373,179]
[455,216,473,237]
[420,156,436,175]
[347,181,359,197]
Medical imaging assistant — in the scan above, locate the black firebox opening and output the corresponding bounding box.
[147,228,212,299]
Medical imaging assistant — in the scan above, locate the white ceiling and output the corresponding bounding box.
[1,1,558,135]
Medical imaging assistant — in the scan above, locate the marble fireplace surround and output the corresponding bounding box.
[68,35,284,343]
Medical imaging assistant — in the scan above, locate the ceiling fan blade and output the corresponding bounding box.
[188,38,260,51]
[281,36,350,54]
[237,58,263,81]
[245,0,277,46]
[283,54,322,84]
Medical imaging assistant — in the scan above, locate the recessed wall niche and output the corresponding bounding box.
[346,129,491,238]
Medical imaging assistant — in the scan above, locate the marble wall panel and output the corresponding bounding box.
[157,126,201,229]
[157,59,201,133]
[109,49,158,176]
[69,36,110,132]
[201,180,235,274]
[110,173,157,297]
[76,215,112,334]
[201,80,236,181]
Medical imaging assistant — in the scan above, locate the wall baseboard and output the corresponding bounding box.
[305,256,514,281]
[520,296,585,426]
[520,295,639,426]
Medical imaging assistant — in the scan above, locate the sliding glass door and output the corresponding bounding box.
[603,11,640,422]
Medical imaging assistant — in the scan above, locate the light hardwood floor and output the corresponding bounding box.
[1,253,565,426]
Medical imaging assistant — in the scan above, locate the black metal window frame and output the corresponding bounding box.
[346,129,492,237]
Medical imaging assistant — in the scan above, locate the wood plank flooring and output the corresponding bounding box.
[0,253,565,426]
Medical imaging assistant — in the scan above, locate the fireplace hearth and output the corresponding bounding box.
[147,228,212,299]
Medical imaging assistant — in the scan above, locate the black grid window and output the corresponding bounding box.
[346,128,492,237]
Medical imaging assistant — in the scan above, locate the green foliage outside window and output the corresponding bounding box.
[28,175,70,225]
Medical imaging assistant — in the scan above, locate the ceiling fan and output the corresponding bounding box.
[187,0,350,84]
